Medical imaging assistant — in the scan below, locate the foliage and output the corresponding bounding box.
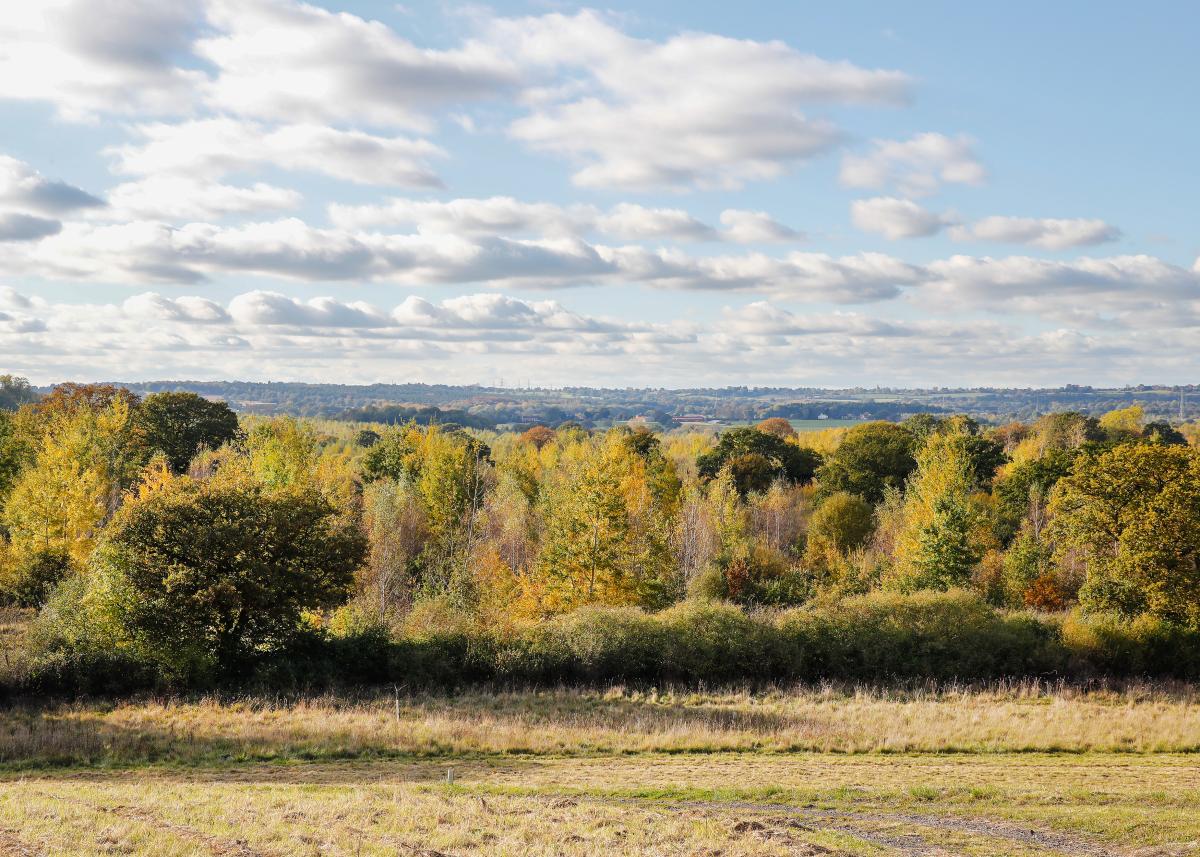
[136,392,240,473]
[0,374,37,411]
[1051,443,1200,625]
[89,474,366,677]
[814,421,916,504]
[696,427,820,494]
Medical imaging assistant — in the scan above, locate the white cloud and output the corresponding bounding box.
[329,196,595,236]
[330,196,807,245]
[718,210,802,244]
[229,291,391,327]
[197,0,517,130]
[603,247,922,302]
[851,196,953,239]
[493,10,908,190]
[3,287,1195,388]
[0,0,206,120]
[950,216,1121,250]
[105,176,301,221]
[108,118,445,187]
[840,133,986,197]
[595,204,715,241]
[0,156,105,215]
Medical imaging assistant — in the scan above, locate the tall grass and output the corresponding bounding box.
[3,680,1199,767]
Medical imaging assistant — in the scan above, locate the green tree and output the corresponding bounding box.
[815,421,916,504]
[1050,443,1200,625]
[696,427,820,493]
[137,392,240,473]
[0,375,37,411]
[93,475,365,675]
[910,495,982,590]
[807,491,874,555]
[889,430,989,591]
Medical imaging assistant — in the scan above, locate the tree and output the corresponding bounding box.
[807,492,874,555]
[137,392,240,473]
[3,398,134,565]
[1099,405,1144,441]
[536,433,673,612]
[696,427,820,494]
[354,429,381,448]
[93,475,365,674]
[0,375,37,411]
[360,478,426,620]
[1050,443,1200,625]
[245,416,318,489]
[36,383,139,419]
[910,495,982,590]
[755,417,796,439]
[815,421,916,504]
[520,425,556,449]
[889,430,989,591]
[1143,421,1187,446]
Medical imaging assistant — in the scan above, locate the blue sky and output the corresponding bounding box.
[0,0,1196,387]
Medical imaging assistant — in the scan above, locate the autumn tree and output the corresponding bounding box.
[536,432,673,612]
[519,425,556,450]
[1050,443,1200,624]
[3,397,135,567]
[888,430,990,591]
[755,417,796,439]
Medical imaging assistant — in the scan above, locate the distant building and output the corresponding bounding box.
[676,414,709,423]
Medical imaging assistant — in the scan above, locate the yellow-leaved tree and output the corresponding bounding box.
[887,430,993,591]
[534,431,674,613]
[3,397,134,568]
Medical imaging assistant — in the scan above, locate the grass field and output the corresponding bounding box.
[2,684,1200,855]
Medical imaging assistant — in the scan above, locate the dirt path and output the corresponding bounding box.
[674,799,1121,857]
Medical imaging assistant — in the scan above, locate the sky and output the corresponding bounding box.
[1,0,1198,389]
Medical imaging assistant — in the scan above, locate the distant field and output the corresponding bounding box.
[3,684,1200,855]
[791,419,867,430]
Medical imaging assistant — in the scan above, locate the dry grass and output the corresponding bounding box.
[3,685,1200,854]
[4,752,1200,855]
[2,681,1199,768]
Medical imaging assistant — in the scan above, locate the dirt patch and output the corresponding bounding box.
[0,829,46,857]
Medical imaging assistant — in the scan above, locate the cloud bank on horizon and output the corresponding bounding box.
[0,0,1195,387]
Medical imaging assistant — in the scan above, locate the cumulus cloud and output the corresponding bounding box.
[603,247,923,302]
[105,176,301,221]
[4,286,1191,388]
[0,213,63,242]
[595,204,716,241]
[840,133,986,197]
[0,156,105,216]
[949,216,1121,249]
[0,1,206,120]
[108,119,445,187]
[718,210,802,244]
[330,196,806,245]
[493,10,908,190]
[851,197,953,239]
[328,196,596,236]
[197,0,518,130]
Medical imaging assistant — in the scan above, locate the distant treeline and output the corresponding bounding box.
[25,379,1198,425]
